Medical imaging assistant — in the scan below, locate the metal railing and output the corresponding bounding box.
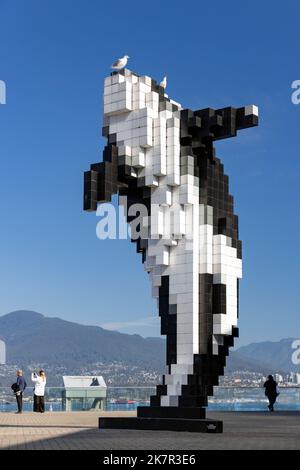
[0,386,299,412]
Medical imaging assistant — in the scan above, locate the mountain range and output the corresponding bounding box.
[0,310,165,369]
[0,310,298,384]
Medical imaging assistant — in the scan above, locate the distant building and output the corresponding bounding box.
[289,372,300,385]
[0,339,6,365]
[62,376,107,411]
[275,374,283,383]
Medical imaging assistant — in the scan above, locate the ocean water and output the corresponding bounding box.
[0,401,62,413]
[1,387,299,412]
[2,401,299,413]
[2,398,300,413]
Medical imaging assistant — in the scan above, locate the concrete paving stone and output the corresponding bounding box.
[0,411,299,450]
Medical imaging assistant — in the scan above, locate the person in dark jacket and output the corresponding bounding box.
[15,369,27,414]
[264,375,278,412]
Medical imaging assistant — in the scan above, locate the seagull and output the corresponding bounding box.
[159,75,167,89]
[111,55,130,70]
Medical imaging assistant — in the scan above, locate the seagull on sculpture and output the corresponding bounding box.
[111,55,130,70]
[159,75,167,89]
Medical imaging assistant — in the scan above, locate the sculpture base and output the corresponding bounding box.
[137,406,206,419]
[99,417,222,433]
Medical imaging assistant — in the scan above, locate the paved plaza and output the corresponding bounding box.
[0,410,299,450]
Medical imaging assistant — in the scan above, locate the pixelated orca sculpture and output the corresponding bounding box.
[84,69,258,432]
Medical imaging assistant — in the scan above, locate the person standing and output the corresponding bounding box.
[31,370,46,413]
[264,374,279,412]
[15,369,27,414]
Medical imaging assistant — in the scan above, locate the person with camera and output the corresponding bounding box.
[31,370,46,413]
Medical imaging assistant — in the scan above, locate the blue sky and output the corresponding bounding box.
[0,0,299,346]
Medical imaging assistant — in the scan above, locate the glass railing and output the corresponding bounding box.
[0,386,299,412]
[209,385,300,411]
[0,387,63,412]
